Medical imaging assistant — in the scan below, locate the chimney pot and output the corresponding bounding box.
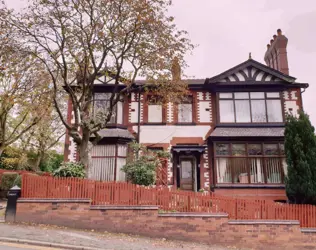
[264,28,289,75]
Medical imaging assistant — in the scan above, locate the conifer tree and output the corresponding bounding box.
[284,112,316,204]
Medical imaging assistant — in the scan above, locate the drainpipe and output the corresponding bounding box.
[300,87,306,112]
[137,91,141,143]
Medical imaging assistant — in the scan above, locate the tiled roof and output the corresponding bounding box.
[135,79,205,85]
[97,129,135,139]
[210,127,284,137]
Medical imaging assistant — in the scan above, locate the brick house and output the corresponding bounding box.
[64,29,309,200]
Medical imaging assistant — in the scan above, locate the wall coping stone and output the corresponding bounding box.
[228,220,300,225]
[158,213,228,218]
[301,228,316,233]
[17,199,91,203]
[90,205,159,210]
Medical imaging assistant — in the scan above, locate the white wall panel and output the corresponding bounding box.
[198,102,212,123]
[135,125,211,143]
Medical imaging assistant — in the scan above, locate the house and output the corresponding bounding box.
[64,29,309,200]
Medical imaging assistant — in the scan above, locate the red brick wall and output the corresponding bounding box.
[15,199,316,249]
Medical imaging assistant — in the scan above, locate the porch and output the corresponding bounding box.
[171,145,206,192]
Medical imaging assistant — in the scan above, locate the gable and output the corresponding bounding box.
[208,59,296,84]
[218,66,283,82]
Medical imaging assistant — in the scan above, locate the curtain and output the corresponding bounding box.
[216,158,230,183]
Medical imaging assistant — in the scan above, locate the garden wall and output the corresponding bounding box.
[13,199,316,249]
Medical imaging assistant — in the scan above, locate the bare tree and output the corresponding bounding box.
[0,12,53,156]
[20,108,65,170]
[2,0,194,167]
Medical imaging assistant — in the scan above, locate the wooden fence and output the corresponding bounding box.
[21,175,316,228]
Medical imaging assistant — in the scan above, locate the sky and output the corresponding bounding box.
[5,0,316,126]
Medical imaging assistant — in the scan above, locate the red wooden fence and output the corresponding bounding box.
[21,175,316,228]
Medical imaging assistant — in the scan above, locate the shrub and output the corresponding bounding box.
[40,152,64,172]
[121,142,170,186]
[53,162,85,178]
[122,159,157,186]
[0,157,20,170]
[13,175,22,188]
[0,172,19,191]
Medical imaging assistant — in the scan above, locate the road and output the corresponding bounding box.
[0,242,60,250]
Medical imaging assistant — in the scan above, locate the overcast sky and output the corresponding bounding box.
[6,0,316,126]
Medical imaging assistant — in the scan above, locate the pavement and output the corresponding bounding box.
[0,223,244,250]
[0,242,59,250]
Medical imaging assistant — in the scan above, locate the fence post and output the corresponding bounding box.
[93,181,97,205]
[46,177,49,198]
[235,198,238,219]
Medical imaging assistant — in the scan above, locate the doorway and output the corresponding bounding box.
[179,156,198,191]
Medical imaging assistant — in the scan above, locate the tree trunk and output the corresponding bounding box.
[78,128,93,177]
[0,147,4,157]
[36,150,45,171]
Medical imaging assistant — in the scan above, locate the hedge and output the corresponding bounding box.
[0,172,19,191]
[0,172,19,198]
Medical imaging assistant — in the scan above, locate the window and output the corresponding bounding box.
[218,92,283,123]
[178,96,193,123]
[94,93,123,125]
[215,142,286,184]
[90,144,127,181]
[147,96,163,123]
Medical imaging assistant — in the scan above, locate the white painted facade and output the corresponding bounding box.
[135,125,211,144]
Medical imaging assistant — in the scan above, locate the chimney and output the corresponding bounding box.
[264,29,289,75]
[171,57,181,81]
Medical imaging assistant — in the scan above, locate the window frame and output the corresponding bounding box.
[214,141,286,185]
[217,92,284,125]
[93,93,124,126]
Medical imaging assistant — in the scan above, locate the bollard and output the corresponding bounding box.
[5,186,21,223]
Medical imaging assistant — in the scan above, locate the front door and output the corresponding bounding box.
[180,158,194,190]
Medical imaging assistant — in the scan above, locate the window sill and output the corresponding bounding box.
[215,184,285,189]
[175,123,196,126]
[216,123,285,128]
[143,122,167,126]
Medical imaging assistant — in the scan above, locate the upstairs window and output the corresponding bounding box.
[148,96,163,123]
[219,92,283,123]
[178,96,193,123]
[94,93,123,125]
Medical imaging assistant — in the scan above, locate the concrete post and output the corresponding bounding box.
[5,185,21,223]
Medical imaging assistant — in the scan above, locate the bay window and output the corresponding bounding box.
[94,93,123,125]
[90,144,127,181]
[215,142,287,184]
[178,96,193,123]
[219,92,283,123]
